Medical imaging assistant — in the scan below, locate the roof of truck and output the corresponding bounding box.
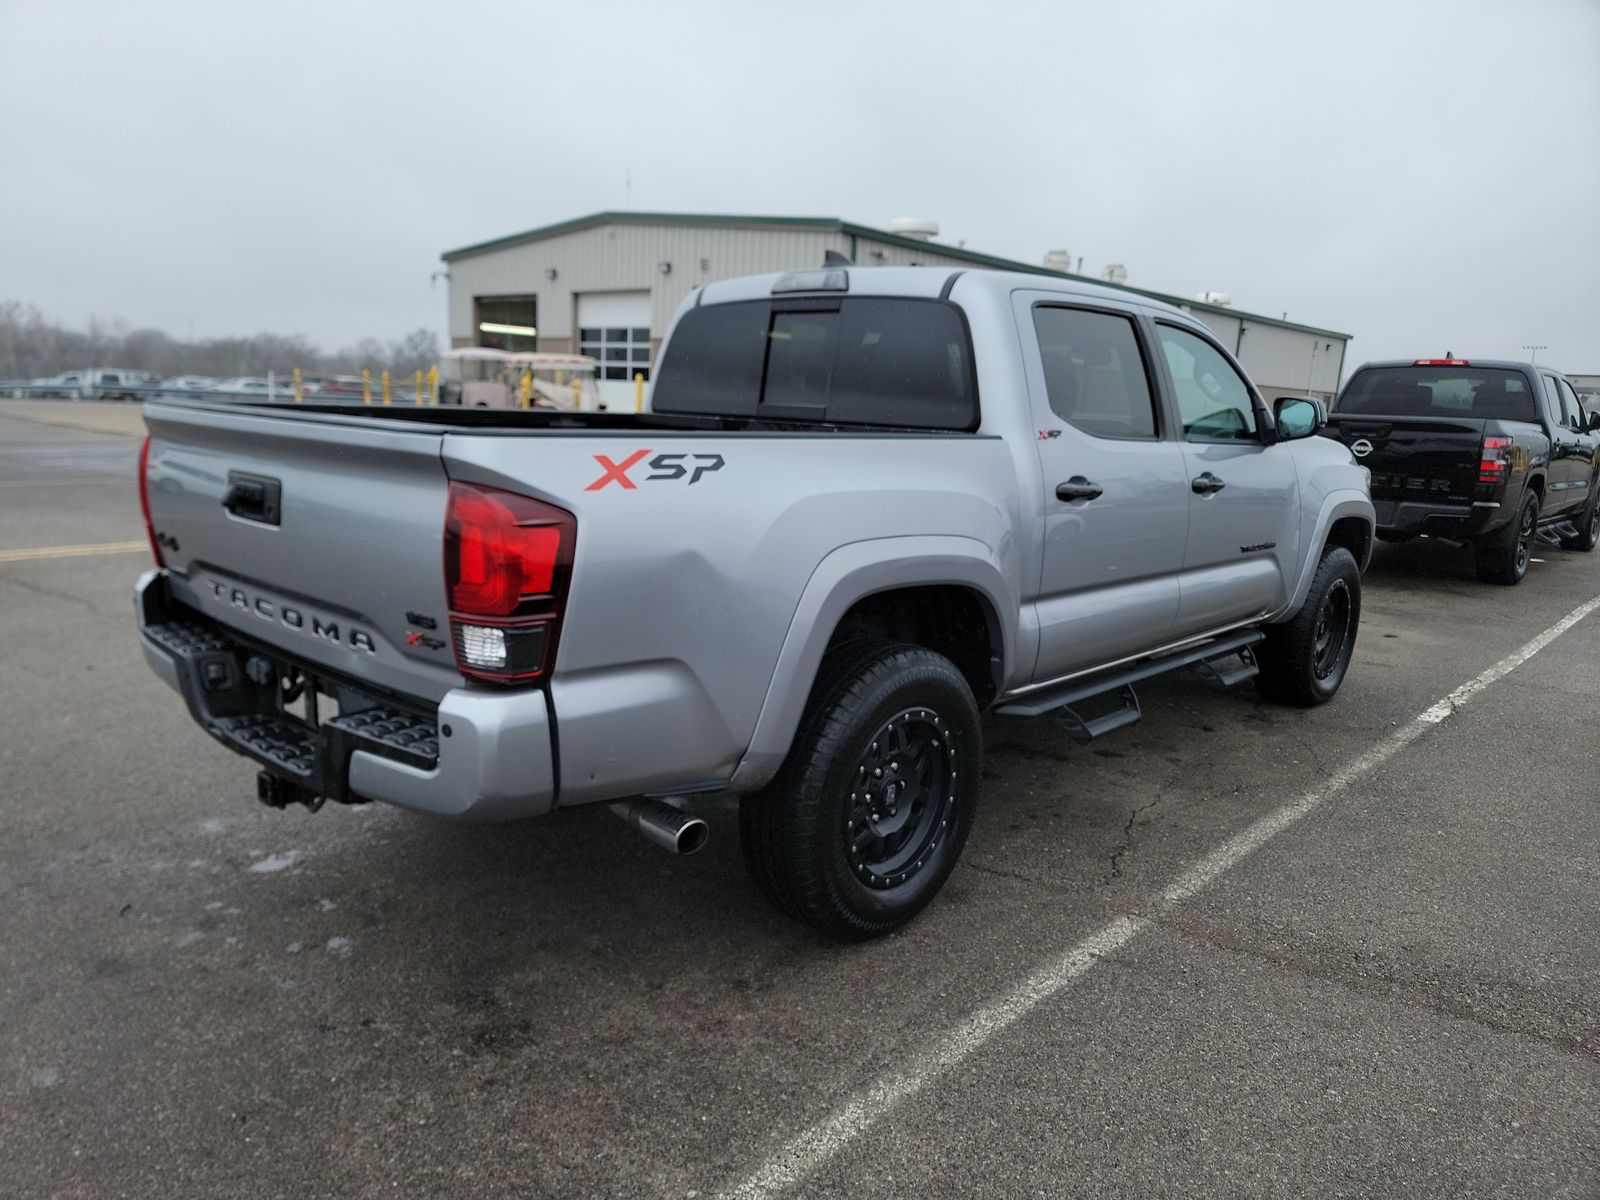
[695,265,1205,325]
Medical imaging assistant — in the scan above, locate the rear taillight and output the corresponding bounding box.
[138,435,164,567]
[1479,435,1512,486]
[443,481,575,684]
[1414,357,1470,366]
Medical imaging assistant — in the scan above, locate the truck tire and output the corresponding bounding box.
[1474,489,1539,584]
[1255,546,1361,707]
[1559,486,1600,552]
[738,640,981,941]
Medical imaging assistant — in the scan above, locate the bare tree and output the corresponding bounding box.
[0,302,442,381]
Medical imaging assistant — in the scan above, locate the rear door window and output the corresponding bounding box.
[653,297,977,429]
[1337,367,1538,421]
[1032,306,1157,438]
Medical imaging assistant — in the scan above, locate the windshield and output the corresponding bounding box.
[1336,366,1537,421]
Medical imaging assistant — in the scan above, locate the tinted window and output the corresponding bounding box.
[652,298,976,429]
[1336,367,1537,421]
[1032,307,1156,438]
[827,299,974,428]
[762,310,835,414]
[651,300,770,416]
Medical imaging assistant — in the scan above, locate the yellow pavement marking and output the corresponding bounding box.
[0,540,147,564]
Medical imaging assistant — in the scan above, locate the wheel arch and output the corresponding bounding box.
[727,536,1016,794]
[1276,490,1374,620]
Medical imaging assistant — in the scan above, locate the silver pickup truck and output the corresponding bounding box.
[136,266,1374,939]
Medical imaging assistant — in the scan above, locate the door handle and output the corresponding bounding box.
[1056,477,1103,503]
[1191,472,1226,495]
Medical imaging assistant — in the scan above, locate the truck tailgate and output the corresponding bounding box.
[1324,414,1486,518]
[143,402,462,703]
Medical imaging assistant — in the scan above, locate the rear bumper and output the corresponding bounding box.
[135,570,555,821]
[1375,498,1505,539]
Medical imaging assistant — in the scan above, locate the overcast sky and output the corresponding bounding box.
[2,0,1596,372]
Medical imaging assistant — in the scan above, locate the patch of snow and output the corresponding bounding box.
[325,936,354,960]
[247,851,300,874]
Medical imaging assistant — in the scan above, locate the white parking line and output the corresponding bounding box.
[717,592,1600,1200]
[0,540,147,564]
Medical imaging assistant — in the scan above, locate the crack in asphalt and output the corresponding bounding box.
[1155,917,1600,1062]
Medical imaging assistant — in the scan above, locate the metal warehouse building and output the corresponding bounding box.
[441,211,1351,409]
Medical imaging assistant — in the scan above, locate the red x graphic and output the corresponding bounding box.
[584,449,651,491]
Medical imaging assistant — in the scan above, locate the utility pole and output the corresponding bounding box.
[1523,343,1547,363]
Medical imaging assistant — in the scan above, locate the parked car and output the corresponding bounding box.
[33,371,86,398]
[134,266,1374,939]
[162,376,217,393]
[210,376,292,401]
[1326,359,1600,583]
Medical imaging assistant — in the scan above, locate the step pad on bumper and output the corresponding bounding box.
[326,708,439,769]
[212,714,319,780]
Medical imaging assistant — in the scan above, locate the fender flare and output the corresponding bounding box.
[726,535,1016,794]
[1276,489,1375,619]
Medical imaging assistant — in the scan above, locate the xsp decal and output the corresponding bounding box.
[585,450,652,491]
[585,450,725,491]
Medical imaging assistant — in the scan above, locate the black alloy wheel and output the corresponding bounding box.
[1311,578,1353,682]
[845,707,958,890]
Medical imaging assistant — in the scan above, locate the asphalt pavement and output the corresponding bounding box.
[2,406,1596,1199]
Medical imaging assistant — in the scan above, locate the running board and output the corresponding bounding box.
[995,629,1267,728]
[1055,685,1142,745]
[1538,521,1578,545]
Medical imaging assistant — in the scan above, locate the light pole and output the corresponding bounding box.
[1523,343,1547,363]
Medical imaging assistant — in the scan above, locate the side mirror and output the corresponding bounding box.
[1586,410,1600,433]
[1274,395,1325,441]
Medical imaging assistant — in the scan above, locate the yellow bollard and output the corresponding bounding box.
[427,364,438,405]
[555,370,565,386]
[571,376,582,410]
[381,370,392,405]
[634,372,644,412]
[413,369,423,405]
[519,370,532,409]
[293,367,302,404]
[361,368,371,405]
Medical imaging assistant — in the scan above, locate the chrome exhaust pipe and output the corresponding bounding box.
[609,798,709,855]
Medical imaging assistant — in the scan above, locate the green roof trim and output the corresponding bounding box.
[441,211,1351,341]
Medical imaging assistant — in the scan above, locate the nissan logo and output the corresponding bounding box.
[1351,438,1374,458]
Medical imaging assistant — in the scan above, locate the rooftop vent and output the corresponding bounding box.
[1042,249,1073,274]
[1194,290,1233,307]
[887,216,939,241]
[1100,263,1128,285]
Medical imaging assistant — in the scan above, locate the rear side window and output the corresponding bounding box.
[1032,306,1157,438]
[1337,367,1537,421]
[652,298,977,429]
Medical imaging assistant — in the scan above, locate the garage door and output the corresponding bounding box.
[577,292,651,409]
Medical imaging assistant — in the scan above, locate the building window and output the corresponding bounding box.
[580,326,651,381]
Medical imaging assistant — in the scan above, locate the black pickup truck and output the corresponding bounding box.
[1326,359,1600,584]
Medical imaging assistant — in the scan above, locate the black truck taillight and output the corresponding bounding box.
[443,481,575,684]
[1478,435,1512,486]
[138,435,165,567]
